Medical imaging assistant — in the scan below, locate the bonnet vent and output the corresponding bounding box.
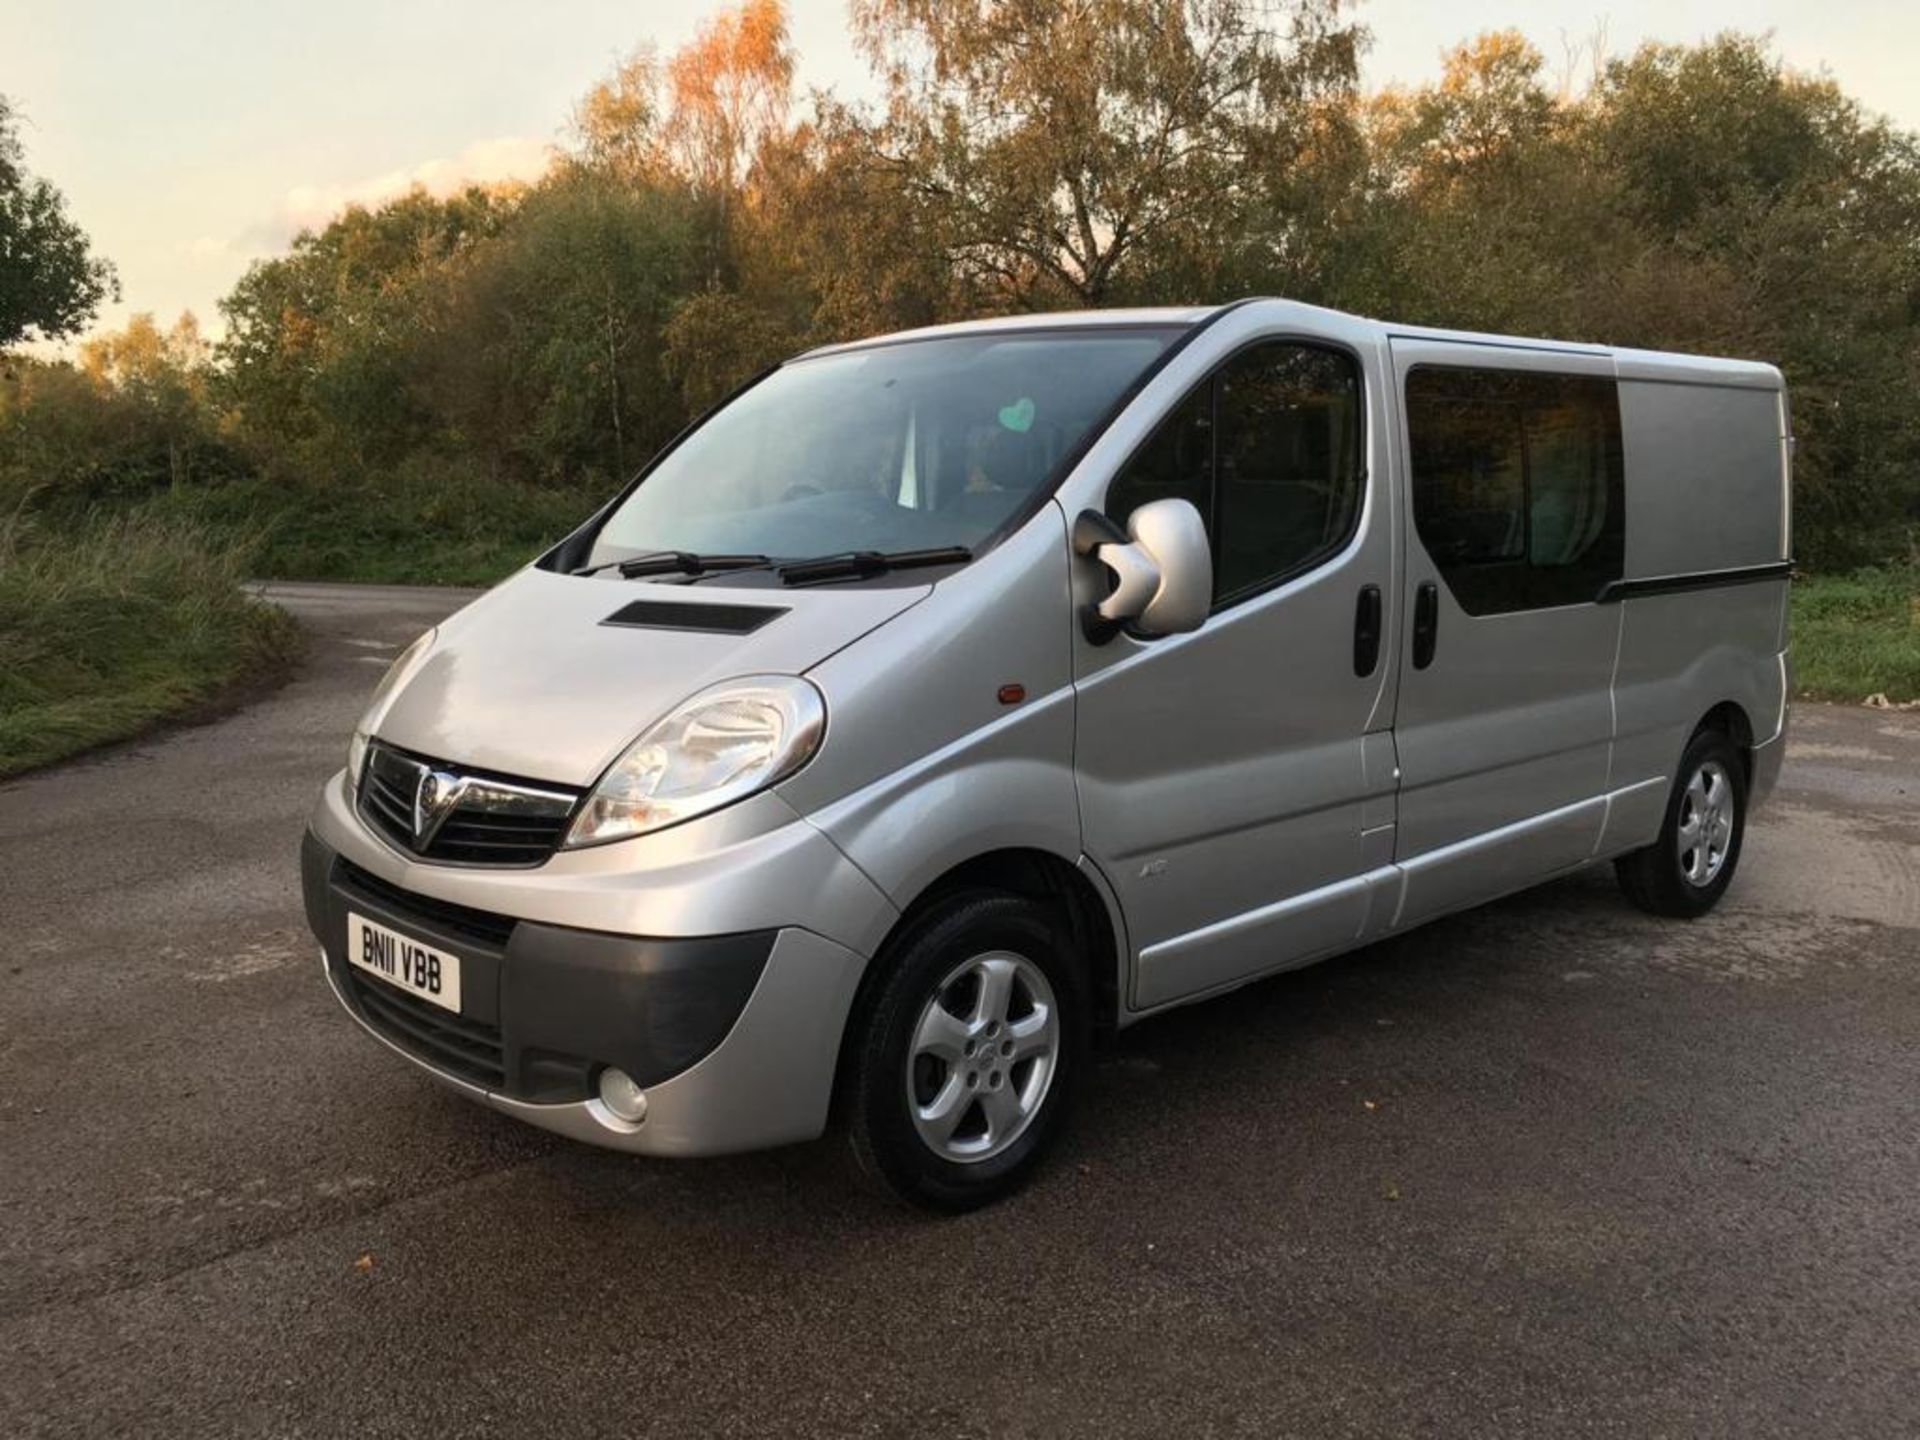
[600,599,788,635]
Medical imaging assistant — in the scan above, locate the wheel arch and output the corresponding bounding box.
[829,847,1127,1117]
[1694,699,1756,780]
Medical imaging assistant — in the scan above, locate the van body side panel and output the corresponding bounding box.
[1389,601,1622,860]
[1385,339,1621,929]
[1618,378,1788,577]
[1059,310,1398,1010]
[1606,583,1789,845]
[1395,793,1611,924]
[780,508,1082,908]
[1606,373,1791,842]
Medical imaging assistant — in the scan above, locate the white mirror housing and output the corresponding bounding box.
[1124,498,1211,635]
[1074,499,1213,642]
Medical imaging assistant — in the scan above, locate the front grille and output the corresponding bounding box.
[326,857,592,1103]
[360,743,579,867]
[343,966,506,1089]
[334,858,516,948]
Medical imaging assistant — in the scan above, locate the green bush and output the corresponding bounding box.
[0,512,301,777]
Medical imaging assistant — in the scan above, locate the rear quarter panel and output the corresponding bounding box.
[1606,370,1790,850]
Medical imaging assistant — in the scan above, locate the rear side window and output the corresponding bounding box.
[1406,367,1623,613]
[1107,341,1364,607]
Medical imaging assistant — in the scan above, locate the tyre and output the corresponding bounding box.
[846,891,1086,1211]
[1616,727,1748,918]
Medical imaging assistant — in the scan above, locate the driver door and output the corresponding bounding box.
[1073,332,1400,1010]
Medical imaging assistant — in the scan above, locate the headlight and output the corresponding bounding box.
[347,627,437,785]
[564,676,825,848]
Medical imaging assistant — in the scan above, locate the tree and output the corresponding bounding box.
[0,96,118,346]
[1325,31,1920,567]
[216,187,513,467]
[571,47,666,181]
[409,167,700,483]
[1588,37,1920,566]
[662,286,797,413]
[851,0,1363,308]
[5,20,1910,572]
[77,312,212,491]
[662,0,795,202]
[1329,32,1633,336]
[1,312,234,507]
[571,2,795,284]
[728,98,964,348]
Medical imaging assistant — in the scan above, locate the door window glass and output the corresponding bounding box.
[1214,345,1364,601]
[1106,342,1365,608]
[1102,383,1211,526]
[1526,382,1615,567]
[1407,367,1622,614]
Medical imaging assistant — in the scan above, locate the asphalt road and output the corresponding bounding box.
[3,582,1917,1439]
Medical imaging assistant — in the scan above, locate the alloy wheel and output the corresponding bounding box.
[905,951,1060,1164]
[1677,759,1735,887]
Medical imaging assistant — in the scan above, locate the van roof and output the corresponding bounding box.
[1377,310,1782,389]
[799,306,1217,357]
[802,298,1783,388]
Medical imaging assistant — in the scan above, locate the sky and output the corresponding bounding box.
[7,0,1918,349]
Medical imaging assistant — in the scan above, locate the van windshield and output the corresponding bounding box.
[586,328,1181,569]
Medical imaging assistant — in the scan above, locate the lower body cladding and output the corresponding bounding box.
[300,832,867,1156]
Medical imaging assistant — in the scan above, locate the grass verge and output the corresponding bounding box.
[159,467,592,586]
[1791,567,1920,704]
[0,512,303,779]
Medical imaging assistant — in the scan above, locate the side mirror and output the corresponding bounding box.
[1073,500,1212,644]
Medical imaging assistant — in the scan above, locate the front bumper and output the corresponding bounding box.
[301,796,882,1155]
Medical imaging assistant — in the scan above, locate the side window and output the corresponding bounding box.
[1407,367,1622,614]
[1525,378,1619,576]
[1106,342,1365,608]
[1103,382,1211,527]
[1214,344,1364,601]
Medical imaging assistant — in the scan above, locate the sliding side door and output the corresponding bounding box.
[1387,341,1627,927]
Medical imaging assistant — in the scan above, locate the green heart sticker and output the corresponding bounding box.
[997,396,1036,433]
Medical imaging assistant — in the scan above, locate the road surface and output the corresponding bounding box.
[2,581,1916,1438]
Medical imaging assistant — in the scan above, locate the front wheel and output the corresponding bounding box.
[1616,728,1748,918]
[846,892,1086,1211]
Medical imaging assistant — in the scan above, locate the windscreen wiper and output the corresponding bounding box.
[775,546,973,586]
[572,550,771,579]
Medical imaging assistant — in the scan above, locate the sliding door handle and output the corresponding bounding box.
[1412,581,1439,670]
[1353,584,1382,677]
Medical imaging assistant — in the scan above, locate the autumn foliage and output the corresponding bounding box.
[4,1,1918,575]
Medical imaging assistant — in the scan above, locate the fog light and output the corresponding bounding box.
[597,1067,648,1124]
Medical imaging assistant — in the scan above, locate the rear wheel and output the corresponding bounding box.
[846,892,1085,1210]
[1616,728,1747,918]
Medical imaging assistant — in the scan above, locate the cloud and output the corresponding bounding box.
[233,135,554,254]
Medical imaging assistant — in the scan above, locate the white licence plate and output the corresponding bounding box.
[347,912,462,1013]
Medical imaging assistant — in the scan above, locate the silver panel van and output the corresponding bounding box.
[301,299,1792,1208]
